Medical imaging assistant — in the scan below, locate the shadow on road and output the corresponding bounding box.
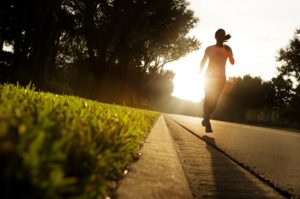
[164,116,283,198]
[202,135,277,198]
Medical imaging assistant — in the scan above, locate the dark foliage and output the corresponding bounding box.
[213,75,277,122]
[275,28,300,125]
[277,29,300,82]
[0,0,200,107]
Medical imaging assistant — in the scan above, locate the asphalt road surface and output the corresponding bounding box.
[166,114,300,198]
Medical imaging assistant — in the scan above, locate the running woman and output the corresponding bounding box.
[199,29,235,132]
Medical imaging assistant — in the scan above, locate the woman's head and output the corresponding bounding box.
[215,29,231,43]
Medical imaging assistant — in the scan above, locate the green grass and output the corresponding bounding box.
[0,83,160,199]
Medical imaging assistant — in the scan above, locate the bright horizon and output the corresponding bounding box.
[165,0,300,102]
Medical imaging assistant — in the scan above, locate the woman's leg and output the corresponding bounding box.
[203,78,225,131]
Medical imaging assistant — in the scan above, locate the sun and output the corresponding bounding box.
[172,71,204,102]
[165,52,205,102]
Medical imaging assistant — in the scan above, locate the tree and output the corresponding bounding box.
[65,0,200,74]
[277,28,300,83]
[0,0,74,87]
[1,0,200,106]
[288,84,300,123]
[270,75,293,110]
[56,0,200,100]
[276,28,300,125]
[214,75,278,122]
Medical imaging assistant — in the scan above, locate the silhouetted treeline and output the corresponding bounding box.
[213,76,281,122]
[0,0,200,106]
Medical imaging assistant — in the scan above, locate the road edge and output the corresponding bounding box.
[116,115,193,199]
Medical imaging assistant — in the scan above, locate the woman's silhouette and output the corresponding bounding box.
[200,29,235,132]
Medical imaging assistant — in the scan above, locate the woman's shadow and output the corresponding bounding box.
[202,135,278,198]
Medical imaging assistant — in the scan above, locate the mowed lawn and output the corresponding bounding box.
[0,84,160,199]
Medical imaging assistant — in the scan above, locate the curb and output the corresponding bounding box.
[116,115,193,199]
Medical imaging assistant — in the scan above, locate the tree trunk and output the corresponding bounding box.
[30,0,61,89]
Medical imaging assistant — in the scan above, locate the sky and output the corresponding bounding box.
[165,0,300,102]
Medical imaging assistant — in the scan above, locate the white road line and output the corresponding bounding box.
[167,115,300,138]
[213,121,300,137]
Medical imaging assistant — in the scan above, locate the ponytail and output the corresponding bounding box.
[224,34,231,42]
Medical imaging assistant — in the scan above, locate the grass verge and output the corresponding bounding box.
[0,83,160,199]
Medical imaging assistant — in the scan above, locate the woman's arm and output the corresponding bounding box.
[225,45,235,65]
[229,53,235,65]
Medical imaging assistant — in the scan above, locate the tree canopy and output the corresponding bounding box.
[0,0,200,105]
[277,28,300,83]
[276,28,300,123]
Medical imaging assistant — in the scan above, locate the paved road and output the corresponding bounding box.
[165,116,284,198]
[166,114,300,198]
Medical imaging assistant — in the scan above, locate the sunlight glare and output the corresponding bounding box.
[165,52,205,102]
